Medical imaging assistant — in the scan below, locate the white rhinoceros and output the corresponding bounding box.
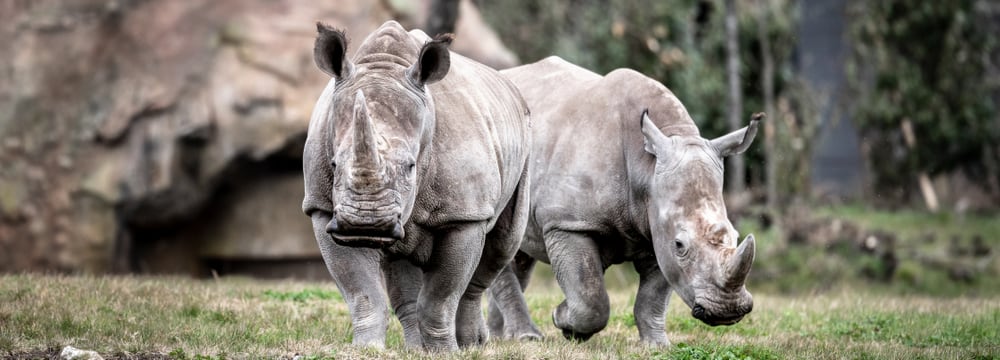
[488,56,759,345]
[302,21,531,351]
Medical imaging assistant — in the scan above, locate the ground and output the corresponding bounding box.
[2,205,998,359]
[1,272,997,360]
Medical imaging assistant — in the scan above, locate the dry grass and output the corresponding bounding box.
[1,273,997,359]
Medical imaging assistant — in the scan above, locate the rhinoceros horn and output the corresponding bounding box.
[352,90,382,170]
[725,234,755,289]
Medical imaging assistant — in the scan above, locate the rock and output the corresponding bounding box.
[393,0,520,69]
[0,0,520,274]
[60,346,104,360]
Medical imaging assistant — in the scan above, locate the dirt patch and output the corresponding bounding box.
[3,348,174,360]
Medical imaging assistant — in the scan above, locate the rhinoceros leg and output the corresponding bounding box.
[547,231,610,340]
[488,251,542,341]
[633,256,671,346]
[418,224,487,351]
[386,258,424,349]
[312,213,389,348]
[458,174,532,347]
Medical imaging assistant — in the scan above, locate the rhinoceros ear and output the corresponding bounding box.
[641,110,673,157]
[408,33,454,88]
[711,112,765,157]
[314,22,353,80]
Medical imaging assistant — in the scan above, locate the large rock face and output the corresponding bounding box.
[0,0,518,275]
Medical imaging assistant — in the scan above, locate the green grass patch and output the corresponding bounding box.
[813,205,1000,241]
[2,274,997,359]
[262,288,341,302]
[741,204,1000,297]
[657,342,780,360]
[820,310,1000,348]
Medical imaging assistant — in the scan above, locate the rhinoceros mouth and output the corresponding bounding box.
[326,215,404,248]
[329,234,398,248]
[699,314,744,326]
[691,303,750,326]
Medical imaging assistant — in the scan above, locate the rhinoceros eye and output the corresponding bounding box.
[675,239,688,256]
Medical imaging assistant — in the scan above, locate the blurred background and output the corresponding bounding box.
[0,0,997,297]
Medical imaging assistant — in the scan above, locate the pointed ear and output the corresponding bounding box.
[641,110,672,157]
[408,34,454,88]
[711,112,765,157]
[314,22,353,79]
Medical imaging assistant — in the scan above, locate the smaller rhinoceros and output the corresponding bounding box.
[488,56,759,345]
[302,21,531,351]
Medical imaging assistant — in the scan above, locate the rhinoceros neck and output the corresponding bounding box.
[621,119,656,242]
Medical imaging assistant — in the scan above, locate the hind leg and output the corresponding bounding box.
[488,251,542,340]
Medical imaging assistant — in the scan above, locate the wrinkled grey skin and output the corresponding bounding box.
[488,56,758,345]
[302,21,530,351]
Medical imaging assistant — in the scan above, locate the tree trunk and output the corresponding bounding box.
[725,0,745,194]
[757,1,777,210]
[426,0,461,36]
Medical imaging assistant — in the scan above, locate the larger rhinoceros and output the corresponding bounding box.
[302,21,531,351]
[488,56,759,345]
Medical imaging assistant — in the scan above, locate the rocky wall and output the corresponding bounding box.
[0,0,518,275]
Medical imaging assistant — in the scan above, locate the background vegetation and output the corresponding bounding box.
[481,0,815,203]
[481,0,1000,207]
[847,0,1000,203]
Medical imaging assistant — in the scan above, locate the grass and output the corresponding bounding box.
[813,204,1000,242]
[731,204,1000,297]
[1,273,997,359]
[2,205,997,358]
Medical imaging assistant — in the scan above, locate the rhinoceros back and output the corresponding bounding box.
[407,29,530,227]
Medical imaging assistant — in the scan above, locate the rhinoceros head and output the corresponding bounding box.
[640,110,762,326]
[312,23,452,248]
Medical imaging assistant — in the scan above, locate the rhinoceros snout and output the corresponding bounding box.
[691,300,752,326]
[326,213,404,248]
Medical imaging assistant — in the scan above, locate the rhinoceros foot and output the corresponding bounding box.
[560,328,597,342]
[504,323,543,341]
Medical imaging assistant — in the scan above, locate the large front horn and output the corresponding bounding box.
[725,234,756,289]
[351,90,382,170]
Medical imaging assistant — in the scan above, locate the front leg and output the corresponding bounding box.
[386,258,424,349]
[419,224,487,351]
[488,251,542,341]
[633,256,671,346]
[546,230,610,341]
[458,178,533,346]
[311,212,389,348]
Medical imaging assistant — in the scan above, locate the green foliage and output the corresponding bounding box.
[481,0,810,194]
[847,0,999,199]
